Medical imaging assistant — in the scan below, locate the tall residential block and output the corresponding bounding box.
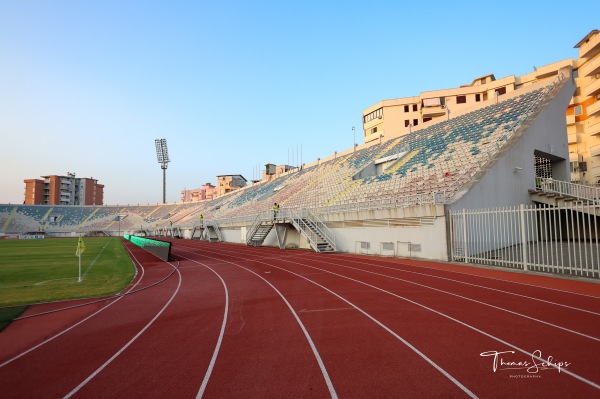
[23,173,104,205]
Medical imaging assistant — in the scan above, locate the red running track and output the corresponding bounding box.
[1,239,599,398]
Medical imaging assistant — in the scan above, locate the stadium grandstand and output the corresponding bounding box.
[4,65,597,280]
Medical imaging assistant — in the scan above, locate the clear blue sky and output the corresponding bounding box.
[0,1,596,204]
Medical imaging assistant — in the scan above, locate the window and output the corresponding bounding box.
[475,93,481,102]
[570,161,579,173]
[495,87,507,96]
[363,108,383,123]
[371,127,378,134]
[404,105,409,113]
[404,120,410,127]
[574,105,583,116]
[457,95,466,104]
[573,69,579,79]
[412,104,417,112]
[413,119,419,126]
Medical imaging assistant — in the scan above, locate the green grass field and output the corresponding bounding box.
[0,237,135,307]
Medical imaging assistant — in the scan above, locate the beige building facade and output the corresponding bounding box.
[363,29,600,184]
[181,183,218,202]
[217,175,247,197]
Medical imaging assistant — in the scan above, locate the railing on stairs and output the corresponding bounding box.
[245,212,272,245]
[535,177,600,204]
[287,209,336,252]
[210,220,223,241]
[306,210,336,250]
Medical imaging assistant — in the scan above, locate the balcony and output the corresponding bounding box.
[580,54,600,78]
[582,77,600,98]
[567,133,578,144]
[591,145,600,157]
[592,164,600,178]
[577,31,600,59]
[421,106,446,118]
[566,114,576,125]
[587,100,600,116]
[588,119,600,136]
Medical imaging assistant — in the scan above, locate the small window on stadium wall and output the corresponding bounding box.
[413,119,419,126]
[457,95,466,104]
[405,120,410,127]
[475,93,481,102]
[534,156,553,179]
[495,87,507,96]
[404,105,409,112]
[412,104,418,112]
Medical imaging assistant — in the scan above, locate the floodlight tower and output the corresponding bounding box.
[155,138,170,204]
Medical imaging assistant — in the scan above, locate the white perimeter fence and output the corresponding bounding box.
[449,203,600,279]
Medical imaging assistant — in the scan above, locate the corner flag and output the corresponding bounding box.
[76,237,85,256]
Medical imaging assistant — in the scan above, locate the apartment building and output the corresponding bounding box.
[24,173,104,205]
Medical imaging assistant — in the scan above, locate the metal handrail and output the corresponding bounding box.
[287,208,322,252]
[307,210,335,249]
[536,177,600,203]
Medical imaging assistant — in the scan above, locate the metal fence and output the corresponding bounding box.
[449,203,600,279]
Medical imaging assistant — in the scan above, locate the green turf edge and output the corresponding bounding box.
[0,306,28,332]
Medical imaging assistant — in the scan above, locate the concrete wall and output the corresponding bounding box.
[451,72,575,212]
[329,218,448,260]
[181,216,448,261]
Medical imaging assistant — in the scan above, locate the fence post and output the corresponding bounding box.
[519,204,528,271]
[462,209,469,263]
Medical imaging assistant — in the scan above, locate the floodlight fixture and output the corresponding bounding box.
[155,138,170,204]
[155,138,170,166]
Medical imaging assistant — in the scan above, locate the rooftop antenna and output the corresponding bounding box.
[155,138,170,204]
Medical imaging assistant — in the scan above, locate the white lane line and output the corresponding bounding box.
[306,253,600,315]
[63,260,182,399]
[176,247,339,399]
[285,257,600,342]
[183,245,475,398]
[172,253,229,399]
[198,245,600,392]
[323,253,600,299]
[0,247,146,368]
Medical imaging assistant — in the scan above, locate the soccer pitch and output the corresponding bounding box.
[0,237,135,307]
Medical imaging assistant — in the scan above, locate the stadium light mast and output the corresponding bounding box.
[155,138,170,204]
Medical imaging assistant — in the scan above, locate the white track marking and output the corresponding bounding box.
[175,248,338,399]
[192,243,600,392]
[307,253,600,315]
[324,253,600,299]
[63,260,182,399]
[171,254,230,399]
[0,246,146,368]
[297,258,600,342]
[178,245,475,398]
